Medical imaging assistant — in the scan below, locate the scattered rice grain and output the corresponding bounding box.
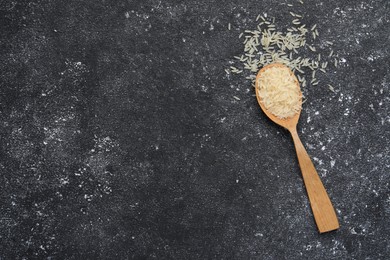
[228,12,338,102]
[292,19,300,25]
[308,45,316,52]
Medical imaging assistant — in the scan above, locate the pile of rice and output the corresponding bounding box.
[258,66,301,119]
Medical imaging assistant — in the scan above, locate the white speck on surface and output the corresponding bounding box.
[84,194,93,201]
[350,228,358,235]
[59,177,69,186]
[330,160,336,168]
[313,157,323,165]
[344,108,350,116]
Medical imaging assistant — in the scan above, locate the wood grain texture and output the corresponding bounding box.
[289,128,339,233]
[255,63,339,233]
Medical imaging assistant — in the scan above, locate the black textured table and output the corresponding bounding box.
[1,0,389,259]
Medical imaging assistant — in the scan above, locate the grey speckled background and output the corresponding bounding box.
[0,0,389,259]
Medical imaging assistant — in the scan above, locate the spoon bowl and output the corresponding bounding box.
[255,63,339,233]
[255,63,302,129]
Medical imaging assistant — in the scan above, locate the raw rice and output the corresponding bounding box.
[258,66,301,118]
[227,11,339,97]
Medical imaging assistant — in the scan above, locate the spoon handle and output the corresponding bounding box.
[289,128,339,233]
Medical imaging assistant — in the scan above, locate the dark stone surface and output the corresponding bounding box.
[0,0,389,259]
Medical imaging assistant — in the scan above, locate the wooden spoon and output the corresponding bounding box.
[255,63,339,233]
